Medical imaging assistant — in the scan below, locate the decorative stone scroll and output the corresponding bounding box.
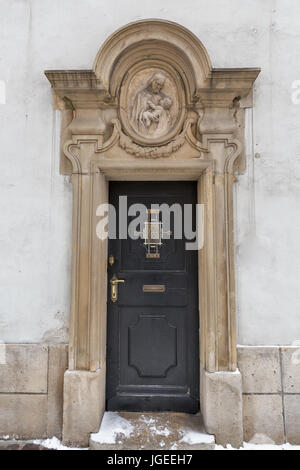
[116,119,196,158]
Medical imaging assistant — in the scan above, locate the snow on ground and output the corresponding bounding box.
[0,435,295,450]
[33,436,88,450]
[179,429,215,445]
[149,426,171,437]
[139,415,156,425]
[90,411,134,444]
[32,437,300,450]
[215,443,300,451]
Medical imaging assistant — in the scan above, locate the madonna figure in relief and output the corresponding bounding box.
[130,71,173,138]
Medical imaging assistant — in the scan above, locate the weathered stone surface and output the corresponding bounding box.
[237,346,281,393]
[284,395,300,445]
[22,443,47,450]
[0,394,47,439]
[62,369,105,447]
[0,440,53,451]
[281,347,300,393]
[47,344,68,438]
[243,394,284,444]
[200,367,243,448]
[90,411,215,450]
[0,443,20,450]
[0,344,48,393]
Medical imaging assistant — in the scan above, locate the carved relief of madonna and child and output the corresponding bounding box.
[125,68,180,143]
[131,72,173,138]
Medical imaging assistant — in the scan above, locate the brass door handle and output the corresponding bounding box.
[110,274,125,303]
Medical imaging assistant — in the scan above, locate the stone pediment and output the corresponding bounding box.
[45,19,259,175]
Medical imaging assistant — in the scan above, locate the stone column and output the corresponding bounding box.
[61,111,108,447]
[197,107,244,447]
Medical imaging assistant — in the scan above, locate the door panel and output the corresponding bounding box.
[106,181,199,412]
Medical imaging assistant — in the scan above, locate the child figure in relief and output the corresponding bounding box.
[141,96,173,136]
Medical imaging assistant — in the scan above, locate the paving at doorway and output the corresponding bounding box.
[90,412,215,450]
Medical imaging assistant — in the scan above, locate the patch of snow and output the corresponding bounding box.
[160,441,165,447]
[215,444,241,451]
[215,442,300,451]
[90,412,134,444]
[139,415,156,425]
[170,443,178,450]
[179,429,215,445]
[149,426,171,437]
[284,443,300,451]
[0,435,9,440]
[33,437,87,450]
[243,442,300,451]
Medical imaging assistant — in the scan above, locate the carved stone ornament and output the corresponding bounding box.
[120,66,185,146]
[116,119,193,158]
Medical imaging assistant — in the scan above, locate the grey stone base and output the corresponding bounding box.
[62,368,106,447]
[0,344,68,440]
[238,345,300,445]
[1,344,300,446]
[200,366,243,448]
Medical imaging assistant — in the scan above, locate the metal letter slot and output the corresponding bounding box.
[142,284,166,293]
[110,274,125,302]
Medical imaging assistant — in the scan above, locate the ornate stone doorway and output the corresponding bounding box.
[45,19,260,447]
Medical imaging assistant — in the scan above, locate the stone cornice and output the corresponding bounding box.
[45,67,260,110]
[197,68,261,108]
[44,70,113,109]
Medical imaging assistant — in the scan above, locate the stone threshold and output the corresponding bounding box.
[90,411,215,450]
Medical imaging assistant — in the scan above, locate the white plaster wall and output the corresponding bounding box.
[0,0,299,344]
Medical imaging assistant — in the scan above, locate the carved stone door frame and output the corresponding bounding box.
[45,19,260,447]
